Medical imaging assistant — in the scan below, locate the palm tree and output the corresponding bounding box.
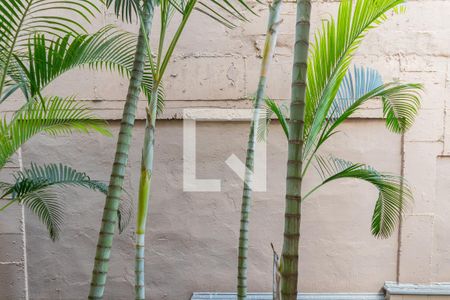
[280,0,311,297]
[134,0,255,298]
[271,1,422,299]
[134,1,197,297]
[87,1,161,297]
[89,1,253,298]
[236,0,282,298]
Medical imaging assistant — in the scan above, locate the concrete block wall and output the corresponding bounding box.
[1,0,450,299]
[0,157,28,299]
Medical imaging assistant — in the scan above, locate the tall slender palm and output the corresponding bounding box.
[236,0,282,298]
[276,1,421,299]
[88,1,157,298]
[280,0,311,298]
[89,0,253,298]
[134,0,255,297]
[134,1,198,297]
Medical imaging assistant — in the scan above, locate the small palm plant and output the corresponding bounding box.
[0,0,110,240]
[0,97,111,240]
[134,0,255,298]
[265,0,423,299]
[0,0,161,239]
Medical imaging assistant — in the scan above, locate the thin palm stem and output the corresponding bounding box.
[88,1,155,298]
[280,1,311,299]
[0,199,17,211]
[236,0,282,298]
[135,88,158,300]
[132,2,197,298]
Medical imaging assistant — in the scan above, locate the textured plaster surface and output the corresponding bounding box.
[0,0,449,299]
[0,160,27,298]
[21,120,400,299]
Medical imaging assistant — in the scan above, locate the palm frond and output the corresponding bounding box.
[0,96,110,168]
[0,181,13,199]
[0,175,64,241]
[318,67,422,145]
[0,0,98,49]
[106,0,253,27]
[329,66,383,121]
[0,56,30,103]
[257,98,289,141]
[14,163,107,194]
[19,187,63,241]
[12,27,164,110]
[266,98,289,139]
[0,0,99,95]
[196,0,256,27]
[106,0,141,23]
[304,0,406,157]
[382,83,422,133]
[4,163,132,239]
[310,155,412,238]
[256,105,270,142]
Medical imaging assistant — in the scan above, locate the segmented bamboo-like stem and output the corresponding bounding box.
[236,0,282,299]
[88,2,155,299]
[280,1,311,300]
[135,89,158,300]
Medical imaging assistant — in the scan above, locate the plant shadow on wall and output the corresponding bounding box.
[248,1,422,299]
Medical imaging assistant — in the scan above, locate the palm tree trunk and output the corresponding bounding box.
[135,89,158,300]
[280,1,311,300]
[88,1,155,298]
[237,1,282,299]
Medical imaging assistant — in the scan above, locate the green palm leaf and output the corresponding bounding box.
[0,96,110,168]
[0,56,31,102]
[304,0,406,157]
[9,163,104,241]
[19,187,63,241]
[0,0,99,95]
[9,27,165,111]
[310,155,412,238]
[329,66,384,121]
[14,163,107,194]
[319,67,422,146]
[106,0,140,23]
[257,97,289,141]
[0,163,132,240]
[0,0,98,49]
[106,0,252,27]
[382,83,422,133]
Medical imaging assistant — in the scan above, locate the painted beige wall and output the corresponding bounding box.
[1,0,450,299]
[22,120,401,299]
